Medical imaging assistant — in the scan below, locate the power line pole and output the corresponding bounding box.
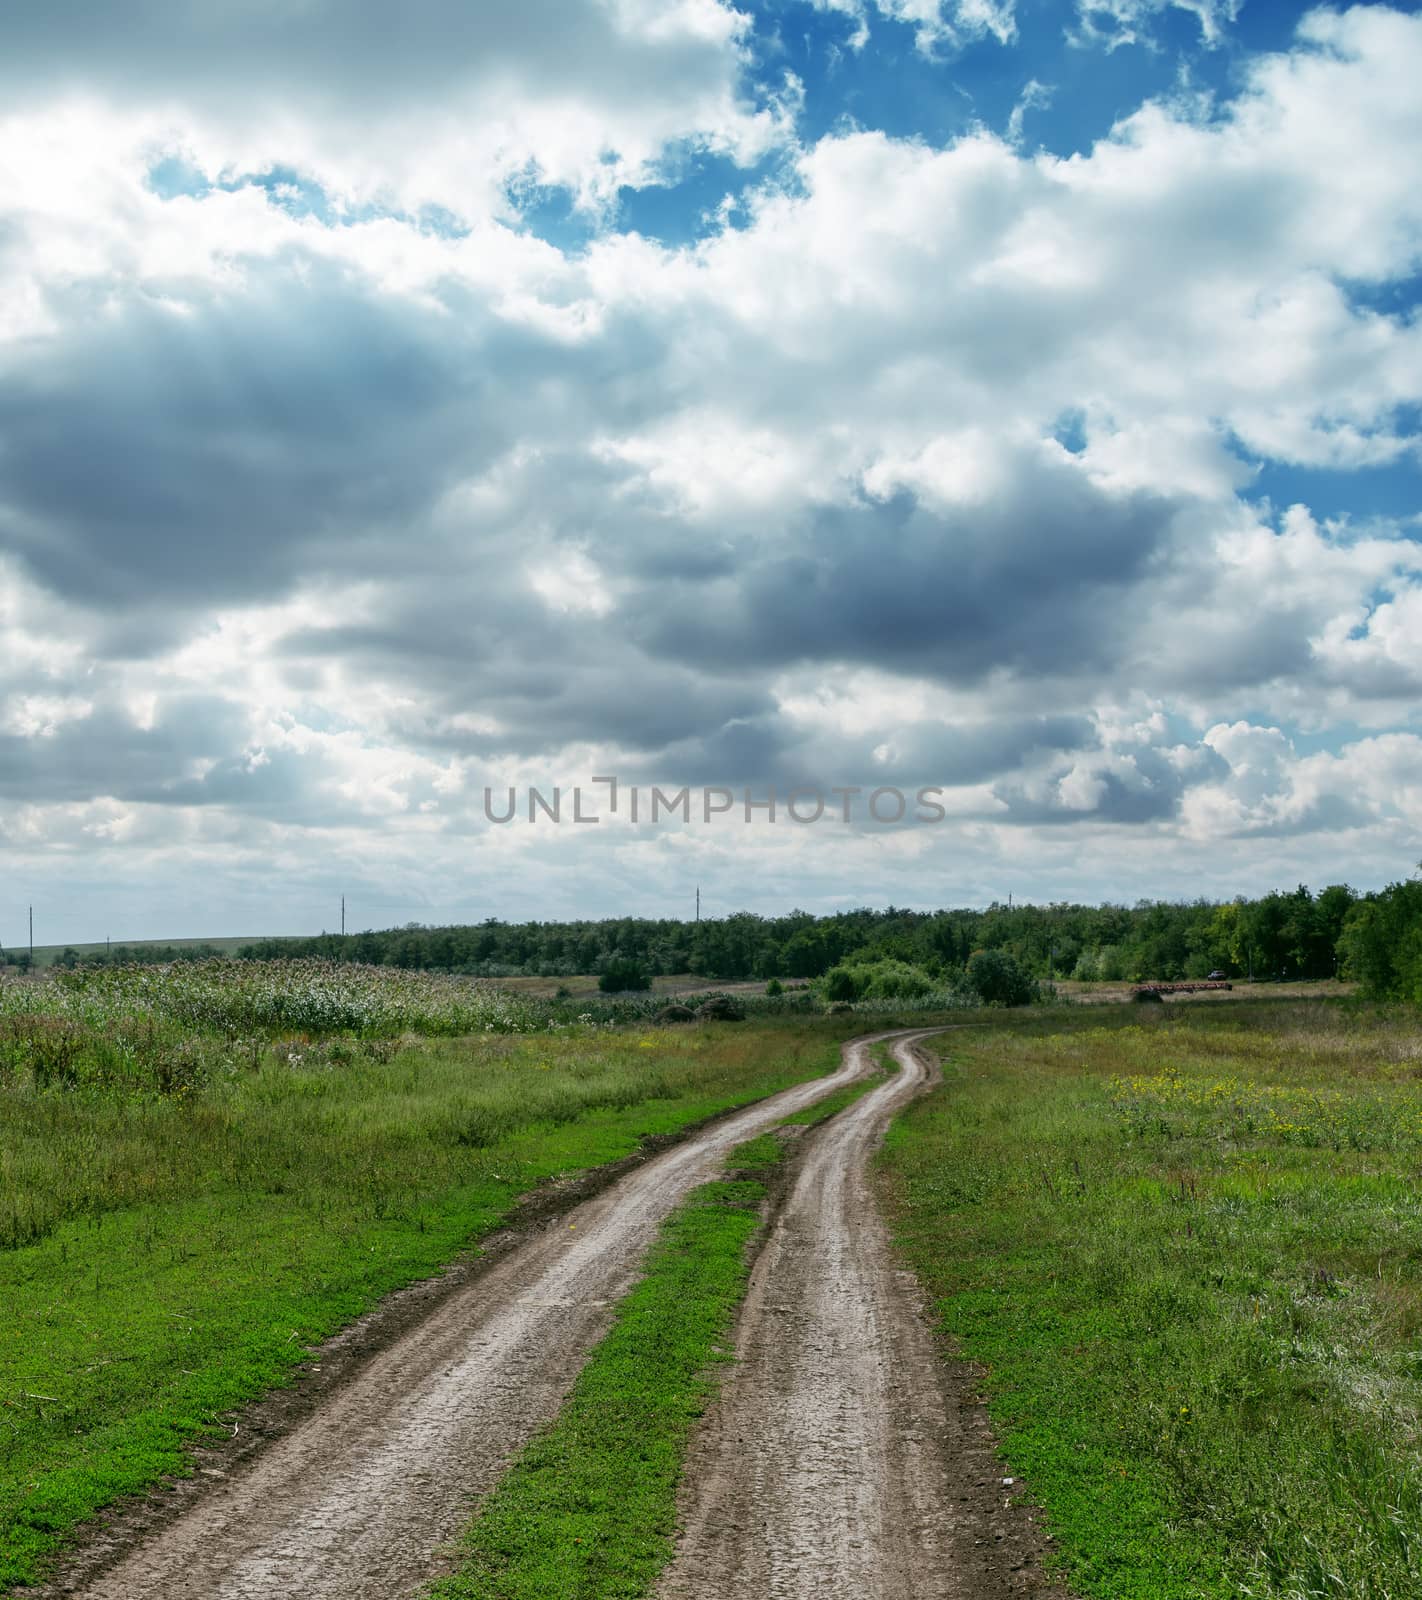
[341,895,346,937]
[29,905,33,964]
[695,885,700,923]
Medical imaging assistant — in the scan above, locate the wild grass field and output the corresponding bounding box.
[9,953,1407,1598]
[0,961,858,1103]
[0,959,859,1589]
[881,1000,1422,1600]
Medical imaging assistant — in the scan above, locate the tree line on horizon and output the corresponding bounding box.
[7,873,1418,1004]
[224,874,1416,1000]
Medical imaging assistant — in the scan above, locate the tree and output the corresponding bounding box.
[966,949,1036,1007]
[1339,876,1422,1000]
[1314,884,1356,975]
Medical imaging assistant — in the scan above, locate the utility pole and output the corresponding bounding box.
[695,886,700,923]
[29,906,33,964]
[341,895,346,937]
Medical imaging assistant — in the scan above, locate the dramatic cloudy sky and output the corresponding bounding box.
[2,0,1421,942]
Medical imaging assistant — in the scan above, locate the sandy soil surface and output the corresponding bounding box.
[53,1036,897,1600]
[658,1031,1068,1600]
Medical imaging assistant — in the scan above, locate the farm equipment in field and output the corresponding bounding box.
[1131,980,1233,997]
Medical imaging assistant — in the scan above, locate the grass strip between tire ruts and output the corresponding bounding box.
[425,1068,891,1600]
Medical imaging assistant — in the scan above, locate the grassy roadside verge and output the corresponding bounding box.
[426,1055,892,1599]
[878,1001,1422,1600]
[0,1021,848,1589]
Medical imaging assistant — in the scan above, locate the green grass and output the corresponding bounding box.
[879,1000,1422,1600]
[0,1020,844,1589]
[426,1169,765,1600]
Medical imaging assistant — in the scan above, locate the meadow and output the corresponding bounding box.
[9,953,1412,1598]
[881,1000,1422,1600]
[0,959,858,1589]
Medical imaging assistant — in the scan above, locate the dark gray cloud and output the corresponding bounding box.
[624,460,1179,682]
[0,270,513,620]
[0,696,245,803]
[994,770,1182,826]
[991,737,1229,826]
[888,714,1096,781]
[632,709,1099,791]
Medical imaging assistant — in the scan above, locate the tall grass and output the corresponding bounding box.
[880,1000,1422,1600]
[0,961,994,1100]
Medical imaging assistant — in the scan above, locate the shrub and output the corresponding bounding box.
[598,958,650,993]
[820,958,933,1002]
[856,959,934,999]
[822,965,862,1002]
[965,949,1036,1007]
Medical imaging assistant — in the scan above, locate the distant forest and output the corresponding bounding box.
[9,875,1417,1003]
[224,876,1417,999]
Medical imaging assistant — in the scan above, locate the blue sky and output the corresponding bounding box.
[0,0,1420,943]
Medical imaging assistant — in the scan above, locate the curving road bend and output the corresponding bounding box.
[64,1032,907,1600]
[657,1029,969,1600]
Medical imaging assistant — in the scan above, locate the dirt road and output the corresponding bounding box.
[59,1035,894,1600]
[658,1030,1062,1600]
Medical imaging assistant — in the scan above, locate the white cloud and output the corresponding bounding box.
[1074,0,1241,51]
[0,2,789,223]
[1182,723,1422,840]
[2,4,1422,935]
[812,0,1017,53]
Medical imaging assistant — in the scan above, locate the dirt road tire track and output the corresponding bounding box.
[658,1030,1068,1600]
[44,1032,907,1600]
